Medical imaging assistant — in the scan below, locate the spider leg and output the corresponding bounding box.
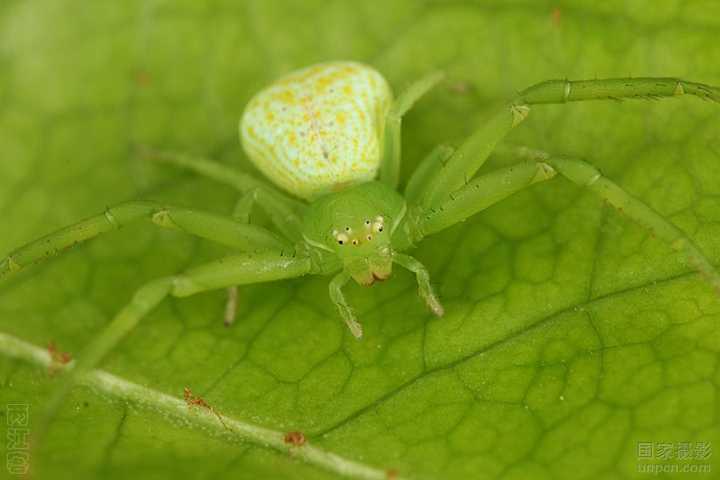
[232,189,259,223]
[328,271,363,338]
[516,77,719,105]
[394,160,555,249]
[35,251,312,446]
[418,102,530,207]
[380,71,445,188]
[541,154,720,293]
[393,253,444,317]
[406,147,720,294]
[224,285,239,327]
[329,254,445,338]
[404,144,455,205]
[0,201,291,282]
[142,149,305,240]
[417,77,719,208]
[224,189,277,326]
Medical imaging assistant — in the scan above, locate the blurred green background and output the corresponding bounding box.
[1,1,719,479]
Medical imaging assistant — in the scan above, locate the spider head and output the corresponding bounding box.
[331,215,394,285]
[302,181,406,286]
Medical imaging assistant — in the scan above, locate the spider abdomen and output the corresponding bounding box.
[240,61,393,200]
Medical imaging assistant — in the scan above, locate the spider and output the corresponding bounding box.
[2,62,719,426]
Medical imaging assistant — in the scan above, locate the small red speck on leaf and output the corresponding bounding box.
[47,341,72,375]
[448,81,473,95]
[134,70,152,87]
[386,468,399,480]
[284,431,306,446]
[551,7,561,27]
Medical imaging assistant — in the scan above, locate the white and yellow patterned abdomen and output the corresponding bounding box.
[240,62,393,199]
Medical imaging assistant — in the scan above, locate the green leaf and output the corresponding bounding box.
[1,1,719,478]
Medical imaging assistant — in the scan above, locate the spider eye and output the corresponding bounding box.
[352,239,359,246]
[334,232,349,245]
[372,215,385,233]
[367,235,372,241]
[365,219,371,225]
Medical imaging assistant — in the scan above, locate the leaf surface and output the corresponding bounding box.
[1,1,719,478]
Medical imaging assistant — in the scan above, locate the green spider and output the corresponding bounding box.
[2,62,720,432]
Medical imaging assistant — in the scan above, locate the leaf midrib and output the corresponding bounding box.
[0,331,404,480]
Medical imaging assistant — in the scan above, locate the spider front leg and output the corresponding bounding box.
[404,144,455,205]
[516,77,719,105]
[36,251,313,444]
[405,150,720,295]
[490,146,720,292]
[541,155,720,293]
[419,76,719,208]
[418,103,530,207]
[395,160,556,249]
[0,201,291,280]
[380,71,445,188]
